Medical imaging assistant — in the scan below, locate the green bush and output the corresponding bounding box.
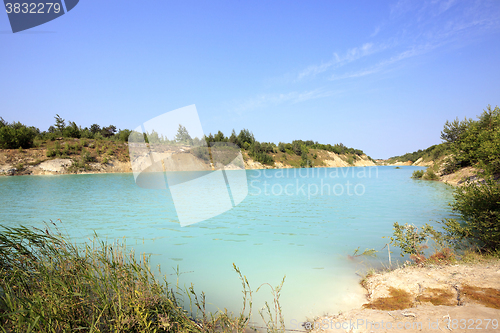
[46,149,56,157]
[389,222,436,257]
[443,178,500,251]
[0,122,38,149]
[411,170,425,179]
[423,170,439,180]
[62,121,81,138]
[451,105,500,174]
[250,151,274,165]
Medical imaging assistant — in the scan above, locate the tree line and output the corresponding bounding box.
[0,115,366,167]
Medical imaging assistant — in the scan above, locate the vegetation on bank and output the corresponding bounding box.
[386,143,451,165]
[0,115,369,170]
[388,105,500,267]
[0,223,286,332]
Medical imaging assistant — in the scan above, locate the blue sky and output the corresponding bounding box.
[1,0,499,158]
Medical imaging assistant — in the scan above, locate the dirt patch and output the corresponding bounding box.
[440,166,480,186]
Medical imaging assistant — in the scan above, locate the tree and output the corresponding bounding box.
[54,114,65,135]
[175,125,192,144]
[214,131,226,142]
[118,129,132,142]
[440,117,471,143]
[229,129,239,146]
[101,125,117,138]
[451,105,500,174]
[63,121,81,138]
[90,124,101,135]
[237,129,255,146]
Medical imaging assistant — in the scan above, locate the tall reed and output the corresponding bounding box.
[0,223,264,332]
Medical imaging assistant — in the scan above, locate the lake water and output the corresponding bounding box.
[0,166,456,328]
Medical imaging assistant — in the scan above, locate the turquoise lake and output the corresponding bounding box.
[0,166,456,327]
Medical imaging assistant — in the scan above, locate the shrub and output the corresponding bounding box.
[300,151,313,168]
[118,129,132,142]
[250,151,274,165]
[389,222,435,258]
[442,178,500,251]
[0,122,38,149]
[441,156,460,175]
[62,121,81,138]
[192,146,211,162]
[411,170,424,179]
[423,169,439,180]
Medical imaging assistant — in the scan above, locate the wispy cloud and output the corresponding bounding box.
[330,44,436,80]
[295,42,384,82]
[328,0,500,82]
[229,0,500,115]
[232,88,340,114]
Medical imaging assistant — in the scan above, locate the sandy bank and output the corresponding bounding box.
[310,260,500,333]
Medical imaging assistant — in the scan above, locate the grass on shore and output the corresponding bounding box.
[0,223,267,333]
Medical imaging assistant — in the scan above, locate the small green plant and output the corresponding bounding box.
[61,143,70,156]
[388,223,435,261]
[102,156,108,164]
[18,146,23,152]
[256,276,286,333]
[348,247,377,260]
[46,149,56,157]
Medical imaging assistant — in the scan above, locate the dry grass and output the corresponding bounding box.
[462,285,500,309]
[363,287,413,311]
[417,288,456,306]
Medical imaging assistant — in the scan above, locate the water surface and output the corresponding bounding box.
[0,166,456,327]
